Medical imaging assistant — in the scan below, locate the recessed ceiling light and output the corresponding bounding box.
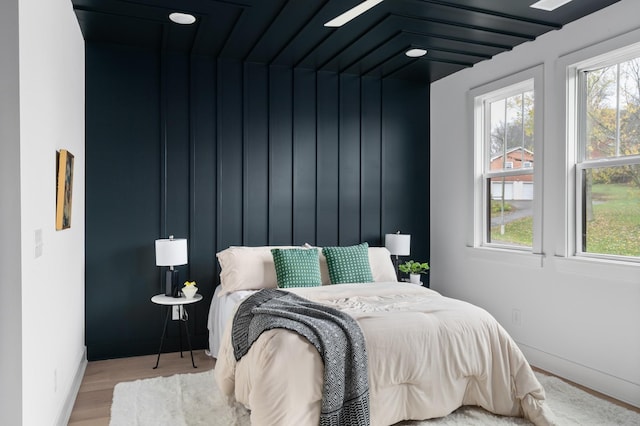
[406,48,427,58]
[169,12,196,25]
[530,0,573,11]
[324,0,384,27]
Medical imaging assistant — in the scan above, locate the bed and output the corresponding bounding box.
[209,245,556,426]
[207,244,398,358]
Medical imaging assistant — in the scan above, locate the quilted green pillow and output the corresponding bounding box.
[271,248,322,288]
[322,243,374,284]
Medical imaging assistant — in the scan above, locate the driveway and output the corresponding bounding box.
[491,200,533,227]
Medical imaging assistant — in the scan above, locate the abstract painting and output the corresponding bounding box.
[56,149,74,230]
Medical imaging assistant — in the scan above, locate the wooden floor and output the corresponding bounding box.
[68,353,638,425]
[68,350,215,426]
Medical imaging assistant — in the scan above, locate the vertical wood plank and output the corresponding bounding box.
[268,65,293,244]
[339,74,361,246]
[85,45,164,359]
[216,59,243,250]
[243,63,269,246]
[164,52,190,242]
[293,68,317,245]
[382,79,430,262]
[190,57,217,334]
[361,77,382,246]
[316,71,339,247]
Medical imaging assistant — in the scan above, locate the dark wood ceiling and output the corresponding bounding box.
[71,0,620,83]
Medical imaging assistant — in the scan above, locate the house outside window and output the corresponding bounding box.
[472,68,542,253]
[572,52,640,260]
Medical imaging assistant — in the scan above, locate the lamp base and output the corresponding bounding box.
[165,269,181,298]
[393,255,400,281]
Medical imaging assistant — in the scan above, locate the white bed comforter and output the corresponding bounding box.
[215,282,556,426]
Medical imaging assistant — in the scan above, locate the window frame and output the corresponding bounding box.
[568,46,640,263]
[470,66,544,254]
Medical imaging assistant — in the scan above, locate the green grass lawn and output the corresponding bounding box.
[586,183,640,257]
[491,216,533,247]
[490,183,639,256]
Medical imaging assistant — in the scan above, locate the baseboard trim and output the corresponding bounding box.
[519,342,640,408]
[56,346,88,426]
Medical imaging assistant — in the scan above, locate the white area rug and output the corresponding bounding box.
[110,369,640,426]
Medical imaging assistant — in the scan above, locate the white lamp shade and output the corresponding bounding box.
[155,238,188,266]
[385,233,411,256]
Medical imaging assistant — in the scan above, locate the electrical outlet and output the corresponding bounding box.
[172,305,181,320]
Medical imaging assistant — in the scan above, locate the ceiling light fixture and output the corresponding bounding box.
[406,48,427,58]
[529,0,573,11]
[169,12,196,25]
[324,0,384,27]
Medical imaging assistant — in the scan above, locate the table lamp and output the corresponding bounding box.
[155,235,188,297]
[385,232,411,279]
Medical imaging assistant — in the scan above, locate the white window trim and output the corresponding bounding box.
[563,35,640,264]
[468,65,544,256]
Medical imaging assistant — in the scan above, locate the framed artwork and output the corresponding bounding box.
[56,149,74,230]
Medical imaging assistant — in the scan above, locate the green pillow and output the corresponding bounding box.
[271,248,322,288]
[322,243,374,284]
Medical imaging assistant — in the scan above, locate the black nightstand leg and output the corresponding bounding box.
[181,312,197,368]
[153,306,171,369]
[178,305,184,358]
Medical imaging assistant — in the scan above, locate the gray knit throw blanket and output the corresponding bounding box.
[232,288,370,426]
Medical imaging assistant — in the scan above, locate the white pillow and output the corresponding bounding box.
[216,246,299,296]
[368,247,398,282]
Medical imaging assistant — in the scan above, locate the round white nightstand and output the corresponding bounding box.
[401,278,424,286]
[151,293,203,369]
[151,293,203,306]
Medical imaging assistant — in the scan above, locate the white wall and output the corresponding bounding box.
[6,0,85,424]
[0,0,23,424]
[431,0,640,407]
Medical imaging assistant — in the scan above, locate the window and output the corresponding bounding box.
[473,70,541,252]
[574,53,640,260]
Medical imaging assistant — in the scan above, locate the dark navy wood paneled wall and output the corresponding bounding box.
[85,43,430,360]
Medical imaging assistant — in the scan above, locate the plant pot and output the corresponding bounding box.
[409,274,421,284]
[182,285,198,299]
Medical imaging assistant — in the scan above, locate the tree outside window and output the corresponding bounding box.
[482,85,535,249]
[579,56,640,258]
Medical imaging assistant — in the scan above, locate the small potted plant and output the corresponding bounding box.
[182,280,198,299]
[398,260,429,284]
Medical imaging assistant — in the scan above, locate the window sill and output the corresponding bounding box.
[465,246,544,268]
